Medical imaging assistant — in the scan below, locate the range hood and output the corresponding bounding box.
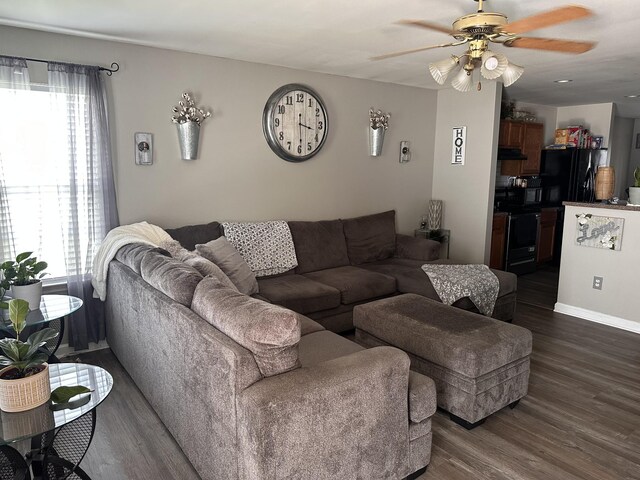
[498,147,527,161]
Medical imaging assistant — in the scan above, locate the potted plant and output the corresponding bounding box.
[629,167,640,205]
[1,252,48,310]
[0,299,57,412]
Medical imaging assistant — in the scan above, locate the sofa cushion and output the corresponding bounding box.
[183,255,239,292]
[288,220,350,274]
[115,243,166,274]
[342,210,397,265]
[140,250,203,307]
[257,274,341,314]
[298,330,363,366]
[192,276,301,377]
[196,238,259,296]
[165,221,224,250]
[299,316,325,336]
[304,266,396,305]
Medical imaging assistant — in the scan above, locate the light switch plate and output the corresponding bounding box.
[135,132,153,165]
[399,141,411,163]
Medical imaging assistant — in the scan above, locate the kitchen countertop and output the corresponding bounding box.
[563,201,640,212]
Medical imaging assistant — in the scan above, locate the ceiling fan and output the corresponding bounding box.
[372,0,596,92]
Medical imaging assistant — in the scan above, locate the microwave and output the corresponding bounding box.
[523,187,543,205]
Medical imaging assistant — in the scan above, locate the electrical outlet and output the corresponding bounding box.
[592,276,603,290]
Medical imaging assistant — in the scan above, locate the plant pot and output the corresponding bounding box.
[177,122,201,160]
[629,186,640,205]
[0,364,51,412]
[11,281,42,310]
[368,126,385,157]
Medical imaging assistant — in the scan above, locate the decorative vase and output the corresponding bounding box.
[177,122,201,160]
[0,364,51,412]
[594,166,615,201]
[1,401,55,439]
[629,186,640,205]
[11,281,42,310]
[427,200,443,230]
[369,126,385,157]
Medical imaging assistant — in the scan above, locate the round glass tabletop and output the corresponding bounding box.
[0,363,113,446]
[0,295,83,329]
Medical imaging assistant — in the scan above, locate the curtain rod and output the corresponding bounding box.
[3,55,120,76]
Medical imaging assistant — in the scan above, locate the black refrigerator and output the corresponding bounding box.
[539,148,608,264]
[539,148,608,205]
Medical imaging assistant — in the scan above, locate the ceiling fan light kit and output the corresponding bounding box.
[373,0,595,93]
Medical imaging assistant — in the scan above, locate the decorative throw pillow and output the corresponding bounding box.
[342,210,397,265]
[191,276,301,377]
[140,250,203,307]
[183,255,239,292]
[196,237,259,296]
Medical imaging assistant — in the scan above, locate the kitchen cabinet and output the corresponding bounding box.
[537,208,557,264]
[500,120,544,176]
[490,212,508,270]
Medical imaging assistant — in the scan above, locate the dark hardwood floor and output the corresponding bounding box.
[75,268,640,479]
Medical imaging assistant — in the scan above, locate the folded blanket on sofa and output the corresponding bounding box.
[421,264,499,316]
[222,221,298,277]
[91,221,173,300]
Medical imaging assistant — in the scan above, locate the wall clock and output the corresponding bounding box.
[262,84,328,162]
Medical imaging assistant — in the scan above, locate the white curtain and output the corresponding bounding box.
[0,57,30,262]
[47,62,119,349]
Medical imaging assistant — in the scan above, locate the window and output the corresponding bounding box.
[0,85,97,281]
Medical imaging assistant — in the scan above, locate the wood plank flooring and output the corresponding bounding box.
[74,269,640,479]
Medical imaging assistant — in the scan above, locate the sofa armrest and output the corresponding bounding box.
[408,371,437,423]
[395,233,440,261]
[237,346,413,479]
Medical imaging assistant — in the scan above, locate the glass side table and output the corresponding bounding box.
[0,363,113,479]
[0,295,83,360]
[414,228,450,259]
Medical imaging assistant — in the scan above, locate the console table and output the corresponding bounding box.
[414,228,450,259]
[0,363,113,479]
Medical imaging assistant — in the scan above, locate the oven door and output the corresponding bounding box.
[506,213,540,275]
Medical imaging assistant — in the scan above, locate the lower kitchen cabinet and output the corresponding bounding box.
[537,208,558,264]
[490,213,508,270]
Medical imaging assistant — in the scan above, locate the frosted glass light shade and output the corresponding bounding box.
[480,51,508,80]
[502,61,524,87]
[428,56,459,85]
[451,67,474,92]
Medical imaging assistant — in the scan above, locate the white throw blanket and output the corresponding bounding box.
[421,264,499,316]
[91,222,173,300]
[222,221,298,277]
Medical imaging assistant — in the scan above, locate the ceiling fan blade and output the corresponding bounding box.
[500,5,593,35]
[370,42,461,61]
[506,37,596,54]
[397,19,459,36]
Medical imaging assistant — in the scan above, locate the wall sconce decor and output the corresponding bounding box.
[171,92,212,160]
[369,108,390,157]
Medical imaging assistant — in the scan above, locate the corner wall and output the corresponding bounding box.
[431,83,502,263]
[556,103,614,147]
[0,26,438,234]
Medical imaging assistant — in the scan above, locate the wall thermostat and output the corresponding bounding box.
[399,140,411,163]
[135,132,153,165]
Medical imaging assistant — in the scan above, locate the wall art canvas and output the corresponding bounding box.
[574,213,624,250]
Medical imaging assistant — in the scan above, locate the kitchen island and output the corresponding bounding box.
[556,202,640,333]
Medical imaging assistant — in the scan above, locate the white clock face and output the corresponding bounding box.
[263,85,328,162]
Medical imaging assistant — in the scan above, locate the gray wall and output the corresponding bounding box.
[609,116,634,198]
[431,82,502,263]
[0,26,438,234]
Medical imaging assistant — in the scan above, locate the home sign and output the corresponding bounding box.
[451,126,466,165]
[574,213,624,251]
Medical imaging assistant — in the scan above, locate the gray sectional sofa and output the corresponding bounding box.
[165,210,518,331]
[106,243,437,480]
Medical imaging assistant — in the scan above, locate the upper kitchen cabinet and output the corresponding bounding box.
[500,120,544,176]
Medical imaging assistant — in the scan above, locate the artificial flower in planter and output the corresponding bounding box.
[1,251,48,310]
[171,92,212,160]
[0,299,58,412]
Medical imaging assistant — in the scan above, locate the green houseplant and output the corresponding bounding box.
[0,299,57,412]
[1,252,48,310]
[629,167,640,205]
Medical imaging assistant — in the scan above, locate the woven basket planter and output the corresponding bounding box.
[0,364,51,412]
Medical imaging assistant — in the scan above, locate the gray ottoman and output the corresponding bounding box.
[354,294,532,429]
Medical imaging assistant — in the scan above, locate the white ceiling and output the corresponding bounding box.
[2,0,640,117]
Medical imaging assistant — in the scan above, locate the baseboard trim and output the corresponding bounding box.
[554,303,640,335]
[57,340,110,359]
